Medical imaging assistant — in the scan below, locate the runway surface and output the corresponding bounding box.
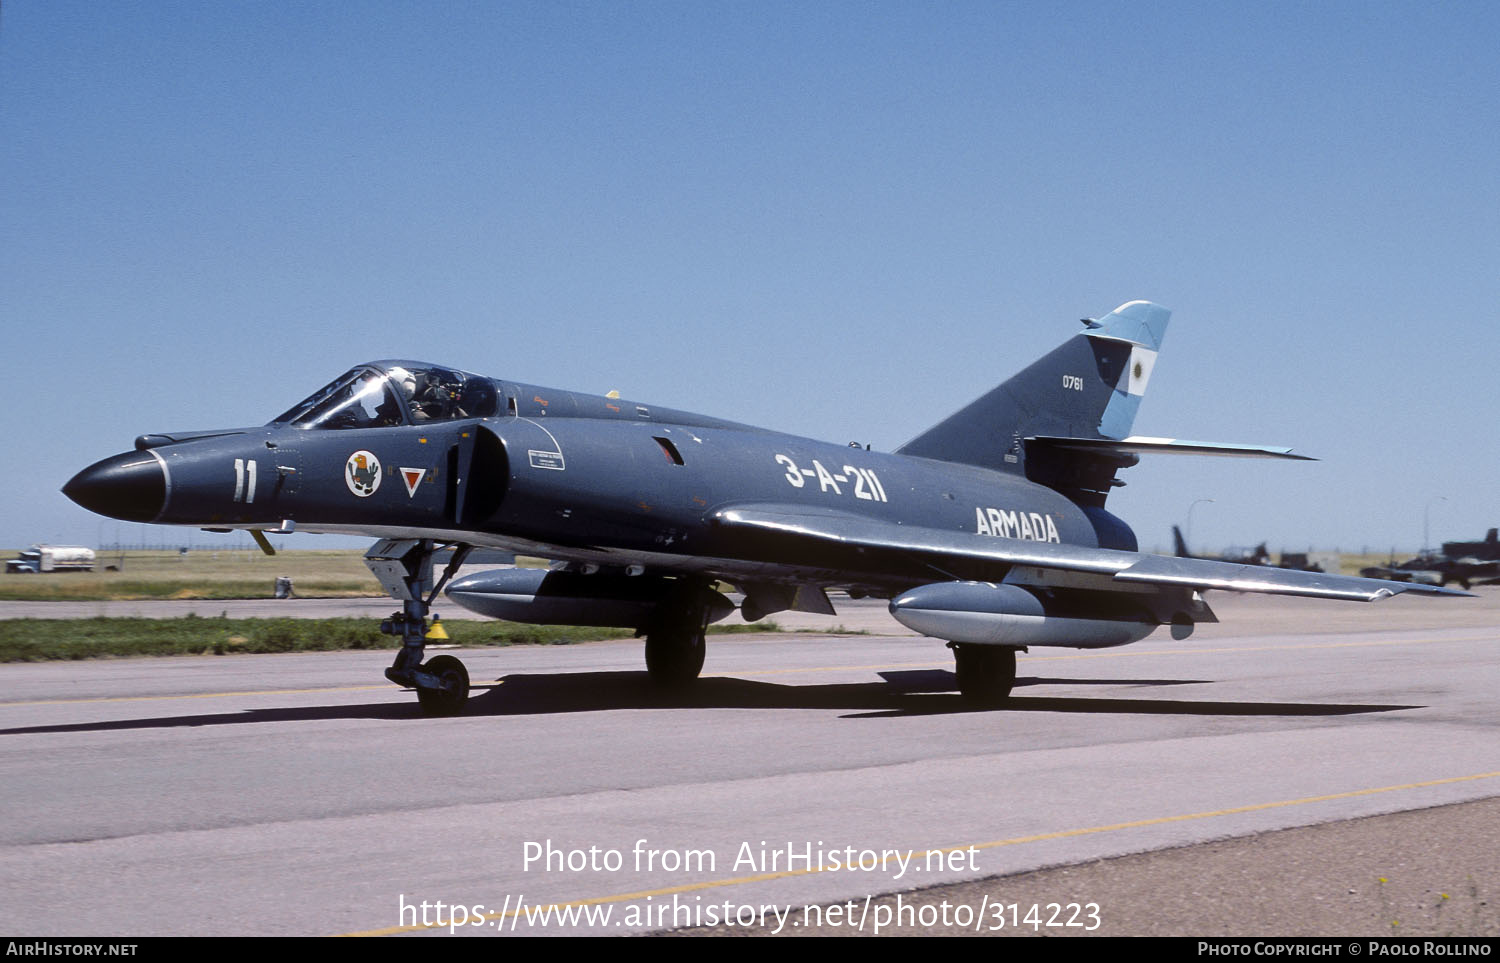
[1,592,1497,936]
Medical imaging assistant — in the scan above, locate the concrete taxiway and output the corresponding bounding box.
[0,592,1496,936]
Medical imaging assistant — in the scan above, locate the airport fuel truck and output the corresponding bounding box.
[5,545,95,573]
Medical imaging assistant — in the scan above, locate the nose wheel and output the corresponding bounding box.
[415,654,470,716]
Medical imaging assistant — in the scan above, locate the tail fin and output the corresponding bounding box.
[896,301,1170,494]
[1172,525,1191,558]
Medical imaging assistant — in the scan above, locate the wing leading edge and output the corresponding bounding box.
[710,504,1468,601]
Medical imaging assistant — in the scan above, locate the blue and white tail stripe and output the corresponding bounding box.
[1083,300,1169,440]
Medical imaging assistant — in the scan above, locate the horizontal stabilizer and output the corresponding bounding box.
[1028,436,1316,460]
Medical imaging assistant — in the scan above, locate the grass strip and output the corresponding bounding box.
[0,581,379,602]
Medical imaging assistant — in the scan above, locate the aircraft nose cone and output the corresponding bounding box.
[63,451,166,522]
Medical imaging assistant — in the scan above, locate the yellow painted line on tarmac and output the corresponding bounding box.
[340,768,1500,936]
[961,770,1500,849]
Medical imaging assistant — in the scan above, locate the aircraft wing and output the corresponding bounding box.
[710,504,1468,601]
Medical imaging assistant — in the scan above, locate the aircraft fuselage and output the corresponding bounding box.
[73,396,1109,595]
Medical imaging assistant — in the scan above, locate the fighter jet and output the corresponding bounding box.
[63,301,1464,714]
[1171,526,1272,567]
[1169,526,1326,572]
[1359,553,1500,590]
[1441,528,1500,562]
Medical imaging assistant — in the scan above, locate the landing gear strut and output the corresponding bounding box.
[366,539,473,715]
[949,643,1018,706]
[642,580,710,686]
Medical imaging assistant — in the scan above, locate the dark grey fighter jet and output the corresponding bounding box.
[1171,526,1272,567]
[63,302,1463,714]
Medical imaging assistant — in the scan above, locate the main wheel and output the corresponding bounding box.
[416,654,470,716]
[645,627,706,686]
[952,644,1017,706]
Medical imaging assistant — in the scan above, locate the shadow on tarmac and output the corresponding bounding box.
[0,670,1422,735]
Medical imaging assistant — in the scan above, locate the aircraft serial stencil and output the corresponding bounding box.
[64,302,1464,714]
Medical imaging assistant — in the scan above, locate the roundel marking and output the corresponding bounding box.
[346,450,383,497]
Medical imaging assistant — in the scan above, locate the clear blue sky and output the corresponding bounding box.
[4,0,1497,554]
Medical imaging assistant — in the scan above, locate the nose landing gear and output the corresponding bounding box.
[368,539,474,716]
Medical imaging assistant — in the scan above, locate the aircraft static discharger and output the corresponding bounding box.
[63,302,1465,714]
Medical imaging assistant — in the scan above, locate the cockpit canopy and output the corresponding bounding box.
[272,361,500,429]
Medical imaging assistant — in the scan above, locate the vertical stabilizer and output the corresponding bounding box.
[896,301,1171,477]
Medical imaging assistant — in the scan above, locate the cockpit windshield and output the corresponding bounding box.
[272,362,500,429]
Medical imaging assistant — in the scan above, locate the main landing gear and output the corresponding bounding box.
[949,643,1019,706]
[642,580,711,686]
[366,539,474,716]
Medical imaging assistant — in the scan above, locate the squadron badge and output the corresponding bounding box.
[345,450,382,497]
